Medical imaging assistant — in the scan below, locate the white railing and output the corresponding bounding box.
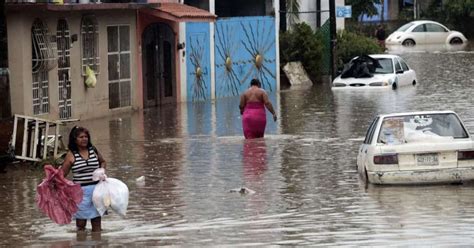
[10,114,63,162]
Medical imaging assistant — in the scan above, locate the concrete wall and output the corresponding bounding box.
[7,9,138,121]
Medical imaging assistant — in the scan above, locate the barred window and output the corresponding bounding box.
[31,18,55,115]
[57,19,72,119]
[81,15,100,76]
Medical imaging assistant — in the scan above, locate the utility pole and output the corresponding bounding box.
[329,0,337,80]
[413,0,417,20]
[316,0,321,28]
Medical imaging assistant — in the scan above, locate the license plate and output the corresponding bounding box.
[416,153,439,166]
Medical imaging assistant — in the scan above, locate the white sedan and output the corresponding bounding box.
[386,20,468,47]
[332,54,417,90]
[357,111,474,185]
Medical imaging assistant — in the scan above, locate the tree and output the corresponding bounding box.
[425,0,473,37]
[347,0,381,20]
[442,0,473,23]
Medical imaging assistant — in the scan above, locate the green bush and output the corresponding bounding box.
[280,23,324,82]
[336,30,383,69]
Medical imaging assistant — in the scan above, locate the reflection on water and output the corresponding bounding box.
[386,43,471,54]
[0,50,473,246]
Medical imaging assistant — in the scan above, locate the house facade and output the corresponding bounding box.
[3,0,280,122]
[5,1,215,121]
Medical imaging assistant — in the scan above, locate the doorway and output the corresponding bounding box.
[142,23,176,108]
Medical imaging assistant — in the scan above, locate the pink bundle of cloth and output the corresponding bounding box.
[36,165,83,225]
[242,102,267,139]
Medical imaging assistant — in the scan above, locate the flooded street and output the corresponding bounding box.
[1,47,473,246]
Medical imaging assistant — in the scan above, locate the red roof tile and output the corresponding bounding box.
[156,3,216,20]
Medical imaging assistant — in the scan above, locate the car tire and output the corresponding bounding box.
[402,39,416,47]
[450,37,463,45]
[412,80,416,86]
[392,83,397,90]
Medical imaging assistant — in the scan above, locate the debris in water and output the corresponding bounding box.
[136,176,145,186]
[229,187,255,195]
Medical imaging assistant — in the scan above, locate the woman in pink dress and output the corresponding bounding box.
[239,79,277,139]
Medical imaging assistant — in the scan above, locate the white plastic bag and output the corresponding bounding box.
[92,169,129,217]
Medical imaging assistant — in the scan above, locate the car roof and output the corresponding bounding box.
[378,110,457,119]
[367,54,399,59]
[406,20,450,30]
[409,20,442,25]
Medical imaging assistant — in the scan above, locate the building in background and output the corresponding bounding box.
[279,0,345,31]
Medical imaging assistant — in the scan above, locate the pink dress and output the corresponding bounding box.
[242,102,266,139]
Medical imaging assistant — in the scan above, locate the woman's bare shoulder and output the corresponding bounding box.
[258,88,268,94]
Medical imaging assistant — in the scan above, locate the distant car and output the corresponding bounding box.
[332,54,417,90]
[385,20,468,47]
[357,111,474,185]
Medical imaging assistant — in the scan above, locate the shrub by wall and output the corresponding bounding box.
[280,23,324,82]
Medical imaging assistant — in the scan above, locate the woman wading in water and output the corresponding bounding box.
[61,126,107,232]
[239,79,277,139]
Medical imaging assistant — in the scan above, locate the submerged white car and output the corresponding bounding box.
[386,20,468,47]
[332,54,417,89]
[357,111,474,185]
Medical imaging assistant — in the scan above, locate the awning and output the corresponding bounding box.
[141,3,216,22]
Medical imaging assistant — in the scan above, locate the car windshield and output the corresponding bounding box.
[374,58,394,74]
[377,113,469,144]
[397,23,414,32]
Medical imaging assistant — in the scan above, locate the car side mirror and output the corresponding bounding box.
[396,70,404,74]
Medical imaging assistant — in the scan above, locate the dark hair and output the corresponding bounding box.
[68,126,93,152]
[250,78,261,87]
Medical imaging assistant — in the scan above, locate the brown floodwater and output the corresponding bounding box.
[0,45,473,246]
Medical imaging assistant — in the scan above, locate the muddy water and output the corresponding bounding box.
[0,46,473,246]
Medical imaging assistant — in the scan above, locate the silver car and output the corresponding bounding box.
[357,111,474,185]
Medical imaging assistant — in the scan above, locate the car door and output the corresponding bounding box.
[398,58,415,86]
[425,23,449,44]
[393,59,406,86]
[358,117,379,175]
[410,24,426,44]
[394,58,409,86]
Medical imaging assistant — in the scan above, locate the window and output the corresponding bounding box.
[81,15,100,76]
[107,25,131,109]
[412,24,425,32]
[394,59,402,72]
[32,71,49,115]
[399,59,409,71]
[57,19,72,119]
[377,114,469,144]
[375,58,394,74]
[426,23,447,32]
[397,23,414,32]
[31,18,56,115]
[364,117,379,144]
